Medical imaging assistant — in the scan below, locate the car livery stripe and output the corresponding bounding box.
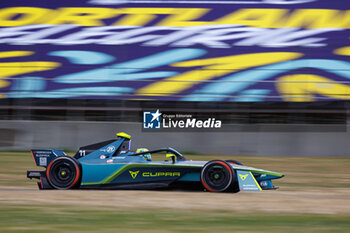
[242,170,283,177]
[80,163,202,185]
[31,151,37,166]
[231,165,283,177]
[250,171,262,191]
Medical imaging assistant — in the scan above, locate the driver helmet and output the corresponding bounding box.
[136,148,151,161]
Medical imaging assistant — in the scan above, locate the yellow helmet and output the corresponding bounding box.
[136,148,151,161]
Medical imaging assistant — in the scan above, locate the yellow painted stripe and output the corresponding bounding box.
[250,172,262,191]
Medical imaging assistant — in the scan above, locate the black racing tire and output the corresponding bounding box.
[46,156,81,190]
[226,159,243,166]
[201,160,237,192]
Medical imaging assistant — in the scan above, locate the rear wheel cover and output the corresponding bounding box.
[46,157,81,189]
[201,160,233,192]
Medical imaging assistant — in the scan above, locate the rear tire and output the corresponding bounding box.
[46,156,81,190]
[201,160,237,192]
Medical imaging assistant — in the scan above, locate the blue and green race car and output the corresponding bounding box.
[27,132,284,192]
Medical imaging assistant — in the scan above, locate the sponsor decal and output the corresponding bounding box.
[239,174,249,181]
[35,151,51,157]
[129,170,181,178]
[237,170,261,191]
[39,157,47,166]
[106,146,116,153]
[100,155,106,159]
[35,154,51,157]
[129,170,140,179]
[101,146,116,153]
[107,159,113,163]
[240,184,260,190]
[260,181,268,187]
[241,184,257,191]
[142,171,181,177]
[28,171,41,177]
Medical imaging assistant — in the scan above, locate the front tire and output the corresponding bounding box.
[201,160,237,192]
[46,156,81,190]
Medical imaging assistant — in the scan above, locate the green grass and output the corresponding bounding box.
[0,203,349,233]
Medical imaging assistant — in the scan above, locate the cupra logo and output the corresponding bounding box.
[129,170,139,179]
[239,174,249,181]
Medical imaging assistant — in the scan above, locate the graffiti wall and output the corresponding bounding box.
[1,0,350,102]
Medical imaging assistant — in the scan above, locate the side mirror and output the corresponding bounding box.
[166,153,176,163]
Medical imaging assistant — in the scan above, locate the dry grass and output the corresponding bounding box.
[0,152,350,232]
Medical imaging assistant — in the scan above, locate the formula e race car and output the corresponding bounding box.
[27,132,284,192]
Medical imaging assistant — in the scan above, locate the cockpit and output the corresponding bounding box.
[75,132,185,163]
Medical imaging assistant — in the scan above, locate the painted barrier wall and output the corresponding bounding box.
[1,0,350,102]
[1,120,349,156]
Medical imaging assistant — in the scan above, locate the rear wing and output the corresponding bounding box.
[31,149,66,168]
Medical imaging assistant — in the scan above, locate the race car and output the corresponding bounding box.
[27,132,284,192]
